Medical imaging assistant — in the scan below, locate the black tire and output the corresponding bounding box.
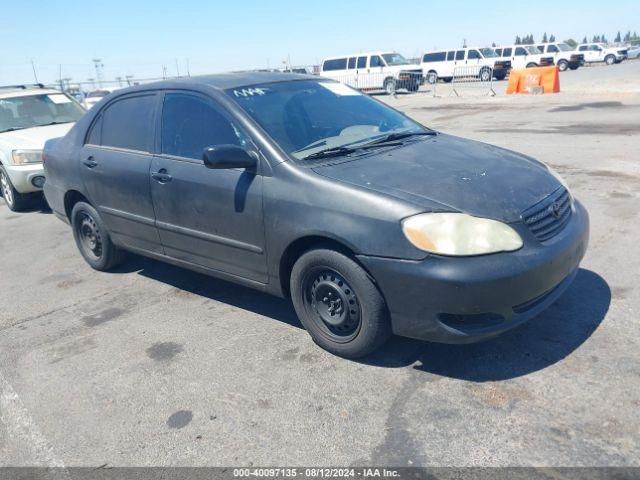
[558,60,569,72]
[526,62,538,68]
[383,78,396,95]
[605,54,615,66]
[478,67,492,82]
[569,66,579,70]
[290,248,391,358]
[0,166,34,212]
[426,71,438,85]
[442,77,453,83]
[71,201,126,271]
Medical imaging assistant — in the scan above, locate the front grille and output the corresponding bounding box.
[522,187,572,242]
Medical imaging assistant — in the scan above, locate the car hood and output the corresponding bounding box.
[312,133,561,223]
[0,123,74,150]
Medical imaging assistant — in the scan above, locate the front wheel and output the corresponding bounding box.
[605,54,616,65]
[426,72,438,85]
[478,67,492,82]
[526,62,538,68]
[290,248,391,358]
[383,78,396,95]
[71,201,126,271]
[0,166,33,212]
[558,60,569,72]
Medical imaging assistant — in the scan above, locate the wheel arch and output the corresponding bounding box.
[64,189,91,220]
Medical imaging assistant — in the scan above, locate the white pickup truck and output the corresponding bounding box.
[533,43,585,71]
[576,43,628,65]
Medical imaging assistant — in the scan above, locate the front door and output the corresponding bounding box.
[150,91,267,282]
[80,92,162,253]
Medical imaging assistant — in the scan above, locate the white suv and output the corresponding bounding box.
[533,43,585,71]
[421,47,511,83]
[0,85,85,211]
[320,52,423,94]
[576,43,628,65]
[493,45,555,70]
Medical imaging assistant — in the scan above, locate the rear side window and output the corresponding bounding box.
[161,93,244,160]
[357,56,366,68]
[467,50,480,59]
[100,94,156,152]
[370,55,383,67]
[422,52,446,62]
[455,50,465,60]
[515,47,527,56]
[323,58,347,71]
[348,57,356,69]
[447,51,455,61]
[578,46,587,51]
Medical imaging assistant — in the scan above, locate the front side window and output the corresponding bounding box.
[348,57,356,69]
[381,53,409,66]
[100,94,155,152]
[548,45,558,53]
[467,50,480,59]
[227,81,426,162]
[503,48,512,56]
[579,45,587,51]
[447,51,455,61]
[161,93,244,160]
[357,56,366,68]
[515,47,527,56]
[370,56,384,67]
[0,93,85,133]
[455,50,465,60]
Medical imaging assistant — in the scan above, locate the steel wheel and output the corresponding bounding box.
[303,268,361,343]
[77,212,103,260]
[0,170,13,207]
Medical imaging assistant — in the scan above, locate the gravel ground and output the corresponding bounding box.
[1,63,639,467]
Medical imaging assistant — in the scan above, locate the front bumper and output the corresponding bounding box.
[3,163,45,193]
[357,201,589,343]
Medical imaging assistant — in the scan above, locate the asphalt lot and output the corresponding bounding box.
[1,62,639,467]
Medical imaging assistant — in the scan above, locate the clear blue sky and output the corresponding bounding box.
[2,0,638,85]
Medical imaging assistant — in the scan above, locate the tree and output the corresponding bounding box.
[542,32,548,43]
[582,36,588,43]
[624,31,631,42]
[601,34,607,43]
[549,34,556,42]
[592,35,599,42]
[492,42,496,47]
[615,31,621,42]
[515,35,521,45]
[564,38,578,48]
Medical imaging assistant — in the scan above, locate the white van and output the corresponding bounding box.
[493,45,555,70]
[533,43,585,71]
[320,52,423,94]
[420,47,511,83]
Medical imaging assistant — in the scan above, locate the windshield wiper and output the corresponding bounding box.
[0,126,29,133]
[34,121,73,127]
[360,130,437,147]
[302,146,358,161]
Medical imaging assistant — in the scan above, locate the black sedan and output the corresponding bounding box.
[43,73,589,358]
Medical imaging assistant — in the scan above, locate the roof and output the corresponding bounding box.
[321,52,397,61]
[119,71,319,95]
[0,87,62,99]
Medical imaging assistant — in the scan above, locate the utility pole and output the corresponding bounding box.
[59,64,64,91]
[30,60,39,84]
[92,59,104,87]
[175,59,180,77]
[125,75,134,86]
[186,58,190,77]
[162,65,167,79]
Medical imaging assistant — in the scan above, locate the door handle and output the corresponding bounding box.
[151,169,172,183]
[82,156,98,168]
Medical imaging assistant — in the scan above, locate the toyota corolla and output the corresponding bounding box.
[43,73,589,358]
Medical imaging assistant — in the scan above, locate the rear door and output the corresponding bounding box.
[150,91,267,282]
[80,92,162,253]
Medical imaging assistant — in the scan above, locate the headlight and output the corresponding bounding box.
[402,213,523,256]
[12,149,43,165]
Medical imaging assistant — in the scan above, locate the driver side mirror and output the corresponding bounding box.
[203,145,256,170]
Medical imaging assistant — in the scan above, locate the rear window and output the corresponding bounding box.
[100,94,156,152]
[422,52,446,62]
[323,58,347,71]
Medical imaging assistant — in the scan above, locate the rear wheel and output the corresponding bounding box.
[290,248,391,358]
[605,54,616,65]
[526,62,538,68]
[426,71,438,84]
[71,201,126,271]
[558,60,569,72]
[478,67,492,82]
[0,166,33,212]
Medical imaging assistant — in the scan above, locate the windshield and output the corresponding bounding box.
[87,90,111,98]
[227,80,426,161]
[480,48,498,58]
[557,43,573,51]
[381,53,409,66]
[0,93,85,133]
[525,46,541,55]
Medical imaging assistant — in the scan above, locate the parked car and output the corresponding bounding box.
[44,73,589,358]
[320,52,423,94]
[626,45,640,59]
[0,84,85,211]
[421,47,511,83]
[533,43,585,71]
[493,45,555,70]
[576,43,628,65]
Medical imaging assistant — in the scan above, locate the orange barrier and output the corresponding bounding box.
[506,66,560,94]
